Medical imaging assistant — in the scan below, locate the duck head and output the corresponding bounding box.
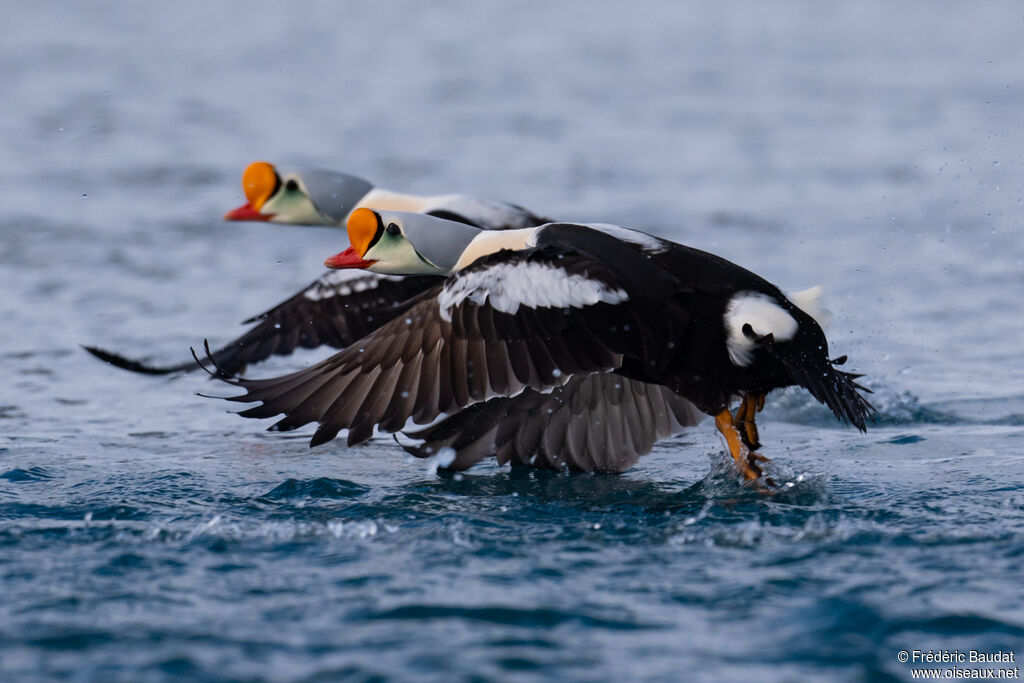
[224,161,374,226]
[324,208,482,275]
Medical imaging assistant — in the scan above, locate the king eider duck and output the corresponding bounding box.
[223,161,549,230]
[84,162,552,377]
[201,209,873,480]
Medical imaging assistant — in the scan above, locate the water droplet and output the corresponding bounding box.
[425,448,454,475]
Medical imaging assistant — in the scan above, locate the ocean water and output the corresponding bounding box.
[2,1,1023,681]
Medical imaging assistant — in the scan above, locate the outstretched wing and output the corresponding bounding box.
[397,374,704,473]
[209,244,677,448]
[85,270,442,376]
[767,342,875,430]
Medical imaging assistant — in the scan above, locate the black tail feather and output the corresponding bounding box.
[748,325,875,430]
[786,357,875,431]
[755,334,875,430]
[84,336,255,379]
[83,345,198,376]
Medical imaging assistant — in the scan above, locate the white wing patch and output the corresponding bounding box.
[584,224,668,253]
[362,190,533,229]
[724,292,799,366]
[438,262,629,322]
[303,270,405,301]
[429,194,536,230]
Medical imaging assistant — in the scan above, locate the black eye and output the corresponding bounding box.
[386,223,401,236]
[285,179,299,192]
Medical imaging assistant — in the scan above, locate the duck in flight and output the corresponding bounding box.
[223,161,547,230]
[85,162,551,376]
[202,209,873,480]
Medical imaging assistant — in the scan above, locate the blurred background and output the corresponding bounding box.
[2,2,1022,681]
[4,1,1022,399]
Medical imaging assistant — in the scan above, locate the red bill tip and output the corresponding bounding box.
[223,203,272,221]
[324,246,376,269]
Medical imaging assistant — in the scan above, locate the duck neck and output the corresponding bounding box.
[357,188,435,214]
[452,228,540,271]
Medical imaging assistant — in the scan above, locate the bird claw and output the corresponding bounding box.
[734,394,764,451]
[715,408,773,486]
[717,398,779,490]
[739,462,763,481]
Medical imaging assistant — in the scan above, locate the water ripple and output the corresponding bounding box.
[355,604,661,631]
[0,467,54,482]
[261,477,371,501]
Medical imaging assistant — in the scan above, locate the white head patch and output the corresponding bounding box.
[303,270,405,301]
[438,262,629,322]
[724,292,799,366]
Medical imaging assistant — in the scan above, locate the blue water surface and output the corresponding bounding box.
[2,2,1023,681]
